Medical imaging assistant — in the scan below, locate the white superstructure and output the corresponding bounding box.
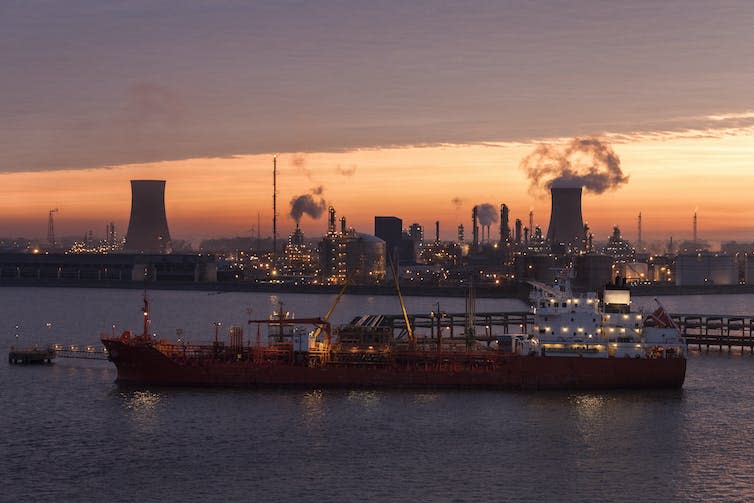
[515,279,687,359]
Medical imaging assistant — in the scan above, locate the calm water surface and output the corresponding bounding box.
[3,287,754,502]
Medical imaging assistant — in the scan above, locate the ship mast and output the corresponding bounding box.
[142,285,150,338]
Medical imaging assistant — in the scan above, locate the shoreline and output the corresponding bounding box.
[2,279,754,298]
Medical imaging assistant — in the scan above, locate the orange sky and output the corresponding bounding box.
[1,127,753,246]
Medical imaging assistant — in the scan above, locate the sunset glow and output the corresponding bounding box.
[2,127,753,246]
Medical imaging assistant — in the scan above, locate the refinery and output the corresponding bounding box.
[1,153,753,294]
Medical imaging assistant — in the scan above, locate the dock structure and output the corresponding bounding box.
[673,313,754,353]
[52,344,109,360]
[382,310,754,353]
[8,347,55,364]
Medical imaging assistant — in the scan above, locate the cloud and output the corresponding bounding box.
[291,154,315,180]
[125,81,183,128]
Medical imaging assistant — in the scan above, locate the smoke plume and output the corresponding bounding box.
[520,136,629,195]
[290,187,326,225]
[476,203,499,226]
[451,197,464,210]
[336,164,357,176]
[293,154,315,180]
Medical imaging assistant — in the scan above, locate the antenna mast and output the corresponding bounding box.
[272,155,278,262]
[47,208,59,247]
[693,210,697,245]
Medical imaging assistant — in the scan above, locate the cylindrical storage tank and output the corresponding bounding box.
[345,233,386,284]
[573,254,613,292]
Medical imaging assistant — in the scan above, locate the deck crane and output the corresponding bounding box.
[389,256,416,349]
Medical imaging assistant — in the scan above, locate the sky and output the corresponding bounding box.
[1,1,754,245]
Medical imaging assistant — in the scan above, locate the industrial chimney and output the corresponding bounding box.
[124,180,172,254]
[545,186,584,251]
[500,204,510,244]
[472,206,479,249]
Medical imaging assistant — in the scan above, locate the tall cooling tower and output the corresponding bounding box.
[124,180,172,254]
[546,186,584,250]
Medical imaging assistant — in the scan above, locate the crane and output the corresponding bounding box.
[47,208,59,247]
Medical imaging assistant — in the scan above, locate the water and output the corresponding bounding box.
[3,287,754,502]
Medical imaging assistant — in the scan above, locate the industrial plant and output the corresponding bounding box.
[1,152,754,292]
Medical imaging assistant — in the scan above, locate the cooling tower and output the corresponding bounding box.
[546,186,584,251]
[124,180,172,254]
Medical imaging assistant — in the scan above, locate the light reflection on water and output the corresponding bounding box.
[347,390,382,408]
[121,390,163,430]
[3,288,754,502]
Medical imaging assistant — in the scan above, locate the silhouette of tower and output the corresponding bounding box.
[124,180,172,254]
[546,186,584,251]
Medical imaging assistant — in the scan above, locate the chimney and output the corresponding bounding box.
[514,219,522,244]
[328,206,336,234]
[500,204,510,243]
[435,221,440,242]
[472,206,479,249]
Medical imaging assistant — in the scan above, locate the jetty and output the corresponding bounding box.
[8,346,55,364]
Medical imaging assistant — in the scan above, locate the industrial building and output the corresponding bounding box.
[675,254,738,286]
[0,253,217,283]
[281,226,319,282]
[320,208,386,285]
[374,216,415,264]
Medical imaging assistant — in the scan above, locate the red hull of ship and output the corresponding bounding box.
[102,339,686,390]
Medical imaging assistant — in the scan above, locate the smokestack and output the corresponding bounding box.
[457,224,464,243]
[340,216,347,235]
[500,204,510,243]
[328,206,336,234]
[546,186,585,251]
[693,211,697,245]
[514,219,522,244]
[435,221,440,242]
[472,206,479,249]
[124,180,172,254]
[524,227,529,244]
[638,212,642,248]
[529,210,534,237]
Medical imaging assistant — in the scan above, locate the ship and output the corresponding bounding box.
[101,280,687,390]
